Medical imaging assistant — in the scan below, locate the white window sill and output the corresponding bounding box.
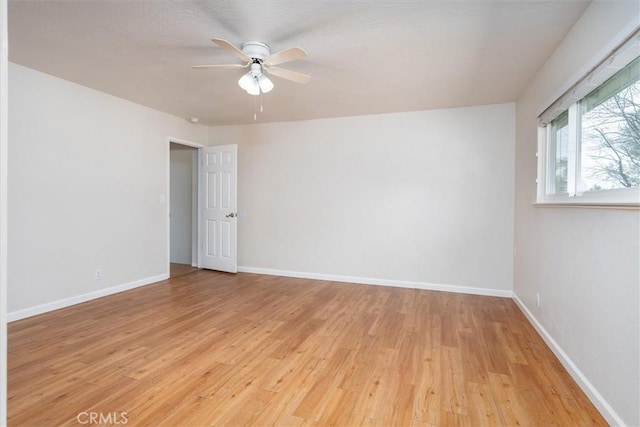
[533,202,640,210]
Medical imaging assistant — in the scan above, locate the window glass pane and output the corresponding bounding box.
[580,56,640,191]
[549,111,569,194]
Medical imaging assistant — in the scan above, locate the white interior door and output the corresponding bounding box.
[199,145,237,273]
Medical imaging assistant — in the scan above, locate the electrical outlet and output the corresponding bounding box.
[536,293,541,308]
[95,269,102,280]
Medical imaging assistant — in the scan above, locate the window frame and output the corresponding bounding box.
[536,32,640,208]
[537,112,640,206]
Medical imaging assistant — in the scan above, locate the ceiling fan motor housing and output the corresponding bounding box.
[241,41,271,60]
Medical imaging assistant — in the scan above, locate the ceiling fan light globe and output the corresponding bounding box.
[246,80,260,96]
[238,72,254,91]
[258,75,274,93]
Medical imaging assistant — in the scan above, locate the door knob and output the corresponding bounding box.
[225,212,237,218]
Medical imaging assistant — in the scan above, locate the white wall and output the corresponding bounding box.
[170,146,194,265]
[208,103,515,294]
[514,2,640,425]
[0,0,8,424]
[8,63,207,316]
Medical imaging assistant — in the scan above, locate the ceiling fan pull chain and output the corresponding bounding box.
[260,92,264,113]
[254,94,257,121]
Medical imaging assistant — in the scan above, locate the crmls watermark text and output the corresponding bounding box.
[76,411,128,425]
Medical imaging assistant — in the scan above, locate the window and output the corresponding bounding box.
[537,33,640,206]
[548,111,569,194]
[580,57,639,192]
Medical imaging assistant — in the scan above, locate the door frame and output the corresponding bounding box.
[167,137,204,276]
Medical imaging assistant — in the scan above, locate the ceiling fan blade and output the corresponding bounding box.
[211,38,250,63]
[192,63,248,69]
[265,47,307,66]
[265,66,311,84]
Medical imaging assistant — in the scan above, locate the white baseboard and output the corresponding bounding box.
[237,266,512,298]
[512,293,624,427]
[7,273,169,322]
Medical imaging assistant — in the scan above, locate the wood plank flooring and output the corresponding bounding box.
[8,271,606,426]
[170,263,200,278]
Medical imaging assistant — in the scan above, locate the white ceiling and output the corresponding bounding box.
[8,0,590,126]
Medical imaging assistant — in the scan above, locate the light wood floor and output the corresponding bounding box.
[8,271,606,426]
[170,262,200,278]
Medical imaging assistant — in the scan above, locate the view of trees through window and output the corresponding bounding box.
[580,57,640,191]
[551,111,568,193]
[547,56,639,197]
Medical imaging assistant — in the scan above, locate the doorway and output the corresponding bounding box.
[169,142,198,278]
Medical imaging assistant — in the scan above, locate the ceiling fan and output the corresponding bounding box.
[193,39,311,95]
